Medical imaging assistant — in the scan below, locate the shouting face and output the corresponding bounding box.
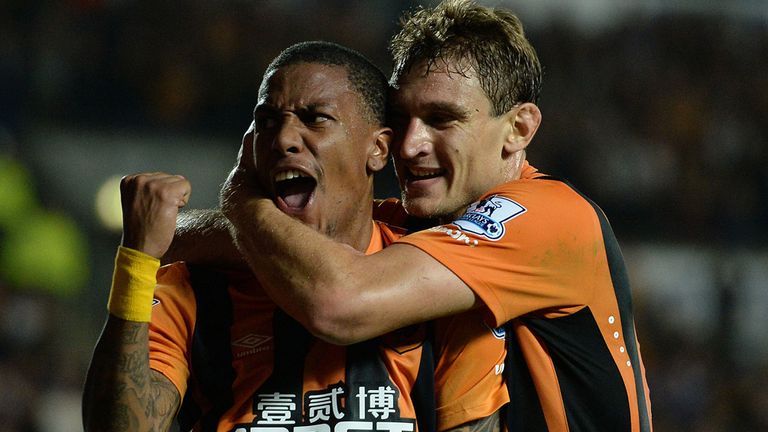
[252,62,389,242]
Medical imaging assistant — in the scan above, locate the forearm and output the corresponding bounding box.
[83,316,179,431]
[228,197,478,344]
[164,208,246,269]
[84,246,180,431]
[229,198,366,341]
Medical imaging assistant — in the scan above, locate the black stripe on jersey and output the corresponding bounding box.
[539,176,652,432]
[346,339,403,420]
[589,199,652,432]
[503,322,547,432]
[184,265,236,431]
[254,309,312,424]
[411,323,437,432]
[523,308,630,430]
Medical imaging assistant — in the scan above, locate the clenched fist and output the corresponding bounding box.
[120,173,191,259]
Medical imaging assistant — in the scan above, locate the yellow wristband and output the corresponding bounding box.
[107,246,161,322]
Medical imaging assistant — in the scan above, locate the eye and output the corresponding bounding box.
[300,111,332,126]
[254,113,278,131]
[424,113,457,129]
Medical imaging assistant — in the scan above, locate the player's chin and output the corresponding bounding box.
[402,195,442,220]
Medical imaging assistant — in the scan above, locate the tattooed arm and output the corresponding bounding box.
[83,317,180,431]
[83,173,191,431]
[445,410,502,432]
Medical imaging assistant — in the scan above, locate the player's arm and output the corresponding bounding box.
[83,317,180,431]
[163,208,246,270]
[221,134,478,345]
[229,200,477,345]
[83,173,189,431]
[165,200,409,268]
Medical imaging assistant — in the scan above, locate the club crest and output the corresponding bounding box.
[453,195,526,240]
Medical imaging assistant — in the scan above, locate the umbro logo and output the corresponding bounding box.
[232,333,272,349]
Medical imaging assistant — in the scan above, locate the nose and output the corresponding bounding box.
[397,118,431,160]
[272,115,304,154]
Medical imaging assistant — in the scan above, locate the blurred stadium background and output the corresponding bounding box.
[1,0,767,430]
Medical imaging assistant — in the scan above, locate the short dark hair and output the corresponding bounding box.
[389,0,543,116]
[261,41,388,125]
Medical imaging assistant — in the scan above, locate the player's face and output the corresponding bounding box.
[390,61,513,221]
[253,63,385,238]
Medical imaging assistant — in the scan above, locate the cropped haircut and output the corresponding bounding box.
[261,41,388,125]
[389,0,543,116]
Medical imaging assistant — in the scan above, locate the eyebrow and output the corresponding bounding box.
[253,105,274,118]
[302,102,337,113]
[254,102,337,117]
[253,102,339,118]
[392,100,473,121]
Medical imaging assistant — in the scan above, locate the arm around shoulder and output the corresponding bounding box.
[164,208,247,270]
[274,241,479,345]
[224,187,478,344]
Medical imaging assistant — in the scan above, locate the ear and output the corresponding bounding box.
[502,102,542,156]
[367,127,392,173]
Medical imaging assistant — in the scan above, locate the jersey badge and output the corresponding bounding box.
[453,195,526,241]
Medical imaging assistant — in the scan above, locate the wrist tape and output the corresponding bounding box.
[107,246,161,322]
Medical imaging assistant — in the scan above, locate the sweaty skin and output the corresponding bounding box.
[220,62,541,345]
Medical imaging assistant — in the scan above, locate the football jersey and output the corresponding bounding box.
[373,201,509,430]
[149,221,429,432]
[395,162,653,432]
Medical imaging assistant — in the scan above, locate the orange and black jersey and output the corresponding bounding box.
[373,204,510,431]
[149,221,431,432]
[395,162,653,432]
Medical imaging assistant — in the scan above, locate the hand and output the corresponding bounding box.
[120,172,191,259]
[220,122,268,223]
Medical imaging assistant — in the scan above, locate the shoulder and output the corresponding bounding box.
[153,262,195,313]
[157,261,191,283]
[484,177,599,228]
[376,220,407,245]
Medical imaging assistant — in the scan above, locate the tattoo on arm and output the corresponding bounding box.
[83,316,181,431]
[148,370,181,430]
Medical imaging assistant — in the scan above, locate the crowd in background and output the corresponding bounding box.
[0,1,766,430]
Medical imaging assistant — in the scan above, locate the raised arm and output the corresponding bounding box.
[221,131,479,345]
[83,173,189,431]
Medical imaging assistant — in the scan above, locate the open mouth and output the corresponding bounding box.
[407,167,445,181]
[274,169,317,210]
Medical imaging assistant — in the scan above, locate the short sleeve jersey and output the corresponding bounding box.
[148,221,426,432]
[373,203,509,430]
[394,162,653,432]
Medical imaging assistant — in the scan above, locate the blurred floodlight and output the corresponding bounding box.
[0,211,89,296]
[0,157,37,227]
[95,175,123,232]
